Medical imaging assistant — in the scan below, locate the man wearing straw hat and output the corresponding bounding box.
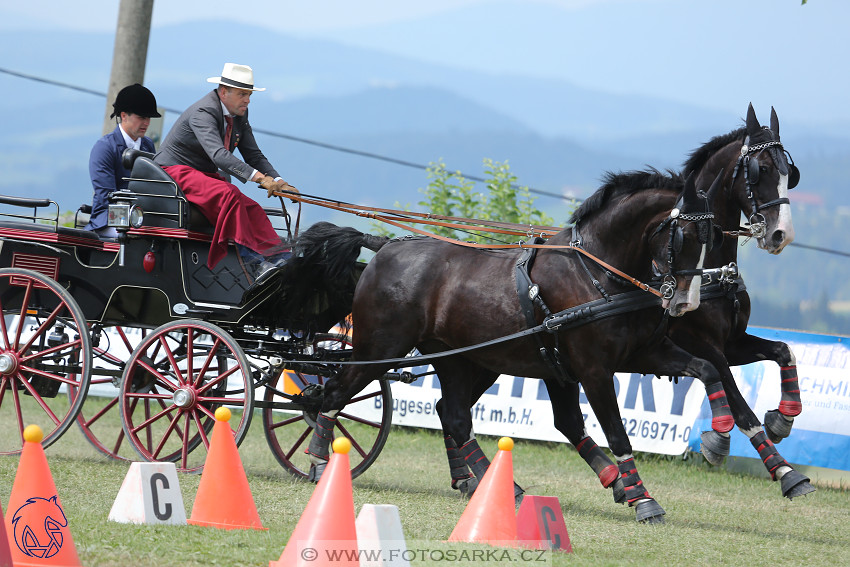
[155,63,298,275]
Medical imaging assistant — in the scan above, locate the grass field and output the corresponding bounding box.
[1,400,849,567]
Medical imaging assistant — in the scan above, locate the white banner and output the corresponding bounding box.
[688,327,850,471]
[374,365,706,455]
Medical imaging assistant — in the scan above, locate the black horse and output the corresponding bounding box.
[564,104,813,499]
[301,171,741,524]
[426,104,813,516]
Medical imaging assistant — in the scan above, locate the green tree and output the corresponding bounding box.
[373,158,557,242]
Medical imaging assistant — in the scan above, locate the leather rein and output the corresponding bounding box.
[268,189,665,298]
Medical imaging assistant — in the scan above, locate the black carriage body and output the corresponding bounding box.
[0,156,279,331]
[0,154,392,477]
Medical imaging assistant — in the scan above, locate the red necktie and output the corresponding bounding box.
[224,115,233,150]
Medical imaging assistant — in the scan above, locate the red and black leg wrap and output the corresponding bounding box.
[459,438,491,480]
[750,430,789,480]
[576,436,618,488]
[445,435,473,488]
[778,366,802,417]
[617,457,651,505]
[306,413,336,461]
[705,382,734,433]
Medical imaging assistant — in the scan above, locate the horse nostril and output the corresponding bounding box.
[771,230,786,247]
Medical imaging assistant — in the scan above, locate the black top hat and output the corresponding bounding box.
[111,83,161,118]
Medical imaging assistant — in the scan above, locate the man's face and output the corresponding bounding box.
[121,112,150,141]
[219,86,252,116]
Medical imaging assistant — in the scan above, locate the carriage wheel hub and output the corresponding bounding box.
[172,387,196,408]
[0,352,18,375]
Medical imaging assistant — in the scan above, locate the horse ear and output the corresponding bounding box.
[770,106,780,136]
[681,171,699,212]
[746,103,761,136]
[706,168,724,203]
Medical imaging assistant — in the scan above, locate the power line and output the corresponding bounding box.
[0,66,568,201]
[1,66,847,259]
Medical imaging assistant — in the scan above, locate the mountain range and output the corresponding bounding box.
[0,20,848,330]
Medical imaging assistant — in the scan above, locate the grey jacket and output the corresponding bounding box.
[154,89,279,183]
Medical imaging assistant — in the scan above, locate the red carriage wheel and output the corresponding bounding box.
[70,326,148,461]
[0,268,92,454]
[262,333,392,479]
[118,319,254,473]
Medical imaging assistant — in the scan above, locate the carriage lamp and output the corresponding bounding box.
[107,203,144,229]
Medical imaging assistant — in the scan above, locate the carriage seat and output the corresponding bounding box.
[121,148,213,232]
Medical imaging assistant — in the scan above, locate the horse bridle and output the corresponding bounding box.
[651,202,716,300]
[732,137,799,239]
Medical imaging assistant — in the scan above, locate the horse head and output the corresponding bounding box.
[732,104,798,254]
[649,171,722,316]
[685,104,798,255]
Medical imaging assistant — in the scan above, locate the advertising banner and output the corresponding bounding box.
[687,327,850,471]
[381,359,706,455]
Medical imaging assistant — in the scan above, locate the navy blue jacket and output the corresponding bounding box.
[86,126,155,231]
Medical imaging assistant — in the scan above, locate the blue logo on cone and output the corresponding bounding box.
[11,496,67,559]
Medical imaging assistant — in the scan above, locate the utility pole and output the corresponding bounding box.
[101,0,155,136]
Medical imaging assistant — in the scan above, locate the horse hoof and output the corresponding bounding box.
[307,461,327,483]
[454,477,479,498]
[635,499,666,524]
[764,410,794,444]
[611,478,627,505]
[780,470,816,499]
[514,483,525,508]
[700,430,730,466]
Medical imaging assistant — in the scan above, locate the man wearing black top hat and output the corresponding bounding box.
[86,83,160,238]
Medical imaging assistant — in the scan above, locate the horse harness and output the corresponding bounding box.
[514,219,743,386]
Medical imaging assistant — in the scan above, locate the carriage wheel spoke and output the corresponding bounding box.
[80,395,119,427]
[194,336,222,388]
[11,382,25,443]
[191,410,213,451]
[149,409,183,460]
[336,420,368,458]
[196,361,239,395]
[269,413,306,430]
[284,425,314,460]
[14,372,61,425]
[337,411,380,429]
[18,304,67,355]
[12,280,34,350]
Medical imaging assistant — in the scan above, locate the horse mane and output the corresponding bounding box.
[682,126,745,177]
[569,167,680,225]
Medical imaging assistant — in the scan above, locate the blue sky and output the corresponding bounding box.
[2,0,847,127]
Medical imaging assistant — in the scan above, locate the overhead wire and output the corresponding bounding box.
[0,66,845,258]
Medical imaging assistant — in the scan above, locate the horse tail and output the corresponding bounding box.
[295,221,389,281]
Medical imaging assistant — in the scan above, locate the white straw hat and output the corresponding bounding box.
[207,63,265,92]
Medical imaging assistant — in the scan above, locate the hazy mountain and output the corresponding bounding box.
[1,20,848,328]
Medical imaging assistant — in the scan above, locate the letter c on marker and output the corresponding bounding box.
[150,472,172,520]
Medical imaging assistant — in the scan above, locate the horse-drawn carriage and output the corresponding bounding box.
[0,148,397,476]
[0,104,814,523]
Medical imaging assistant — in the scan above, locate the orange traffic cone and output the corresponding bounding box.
[188,407,266,530]
[271,437,359,567]
[4,425,82,567]
[448,437,518,546]
[0,501,12,567]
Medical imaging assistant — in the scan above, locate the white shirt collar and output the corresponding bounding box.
[220,100,231,118]
[118,124,141,150]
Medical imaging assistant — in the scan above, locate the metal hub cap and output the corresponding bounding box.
[172,387,196,408]
[0,352,18,375]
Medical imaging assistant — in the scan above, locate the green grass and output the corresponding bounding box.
[1,410,848,567]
